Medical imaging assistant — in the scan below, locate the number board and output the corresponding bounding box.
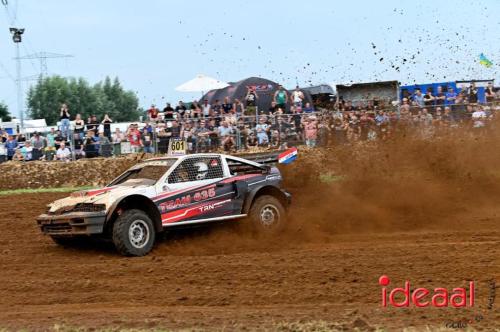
[168,138,187,156]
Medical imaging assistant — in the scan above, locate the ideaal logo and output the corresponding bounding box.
[379,276,497,329]
[379,275,474,308]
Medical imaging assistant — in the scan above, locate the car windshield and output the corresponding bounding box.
[108,159,177,186]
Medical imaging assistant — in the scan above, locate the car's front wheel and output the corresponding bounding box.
[248,195,286,234]
[112,209,156,256]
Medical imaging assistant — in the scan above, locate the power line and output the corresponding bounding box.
[0,59,15,82]
[17,52,74,77]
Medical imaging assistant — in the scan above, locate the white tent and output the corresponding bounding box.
[175,74,229,93]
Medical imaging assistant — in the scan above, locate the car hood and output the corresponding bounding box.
[47,182,157,213]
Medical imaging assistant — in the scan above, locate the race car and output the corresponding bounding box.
[36,153,292,256]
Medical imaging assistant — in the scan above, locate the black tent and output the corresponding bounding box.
[200,77,313,113]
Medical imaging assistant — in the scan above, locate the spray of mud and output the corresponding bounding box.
[156,121,500,255]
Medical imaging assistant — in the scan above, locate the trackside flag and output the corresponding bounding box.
[278,147,298,164]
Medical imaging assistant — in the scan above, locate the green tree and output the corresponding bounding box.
[27,75,141,125]
[0,102,12,122]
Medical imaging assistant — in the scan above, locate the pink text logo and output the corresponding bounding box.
[379,275,474,308]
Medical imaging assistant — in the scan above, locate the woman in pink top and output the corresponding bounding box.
[303,116,318,147]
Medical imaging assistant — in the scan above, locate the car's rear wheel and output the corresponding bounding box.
[248,195,286,234]
[112,209,155,256]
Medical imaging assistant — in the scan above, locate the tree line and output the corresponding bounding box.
[26,75,141,125]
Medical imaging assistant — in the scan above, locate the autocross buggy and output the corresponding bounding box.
[36,153,292,256]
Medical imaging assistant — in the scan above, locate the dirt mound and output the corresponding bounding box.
[0,154,148,189]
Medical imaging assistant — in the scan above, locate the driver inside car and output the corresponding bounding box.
[194,161,209,180]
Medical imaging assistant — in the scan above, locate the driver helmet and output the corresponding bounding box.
[194,162,209,180]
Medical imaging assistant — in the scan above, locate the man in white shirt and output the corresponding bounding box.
[56,142,71,161]
[292,86,304,108]
[471,107,487,128]
[202,99,211,118]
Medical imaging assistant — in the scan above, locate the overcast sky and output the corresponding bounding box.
[0,0,499,118]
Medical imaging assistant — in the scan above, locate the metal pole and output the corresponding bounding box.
[15,42,23,133]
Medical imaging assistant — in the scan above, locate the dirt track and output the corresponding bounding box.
[0,190,498,331]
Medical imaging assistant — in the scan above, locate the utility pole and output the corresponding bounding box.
[18,52,74,78]
[9,27,24,132]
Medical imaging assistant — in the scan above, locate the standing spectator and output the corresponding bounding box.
[207,119,219,151]
[143,121,154,134]
[218,121,235,151]
[435,86,446,106]
[73,132,85,159]
[45,128,57,161]
[233,99,245,117]
[271,116,291,135]
[141,127,154,153]
[55,142,71,161]
[471,106,487,128]
[191,101,202,119]
[442,107,455,124]
[147,104,160,122]
[83,130,98,158]
[30,132,45,160]
[127,124,142,153]
[87,115,99,136]
[202,99,211,118]
[303,116,318,147]
[163,103,175,121]
[175,101,187,118]
[273,85,288,112]
[98,131,112,157]
[102,114,113,139]
[74,114,85,140]
[256,127,269,146]
[211,100,222,122]
[244,86,258,117]
[181,121,196,152]
[423,87,434,107]
[164,103,175,121]
[195,119,211,152]
[412,89,425,107]
[59,103,71,138]
[170,120,181,138]
[445,87,457,106]
[112,128,125,156]
[467,82,479,104]
[267,101,278,115]
[16,133,26,144]
[291,86,304,108]
[485,82,495,103]
[5,135,18,160]
[235,118,249,150]
[222,97,233,115]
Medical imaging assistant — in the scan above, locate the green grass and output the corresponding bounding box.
[0,186,94,196]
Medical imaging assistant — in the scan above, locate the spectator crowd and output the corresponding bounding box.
[0,82,499,162]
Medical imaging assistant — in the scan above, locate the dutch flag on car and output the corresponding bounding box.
[278,147,298,164]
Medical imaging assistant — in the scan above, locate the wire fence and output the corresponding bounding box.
[0,101,499,163]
